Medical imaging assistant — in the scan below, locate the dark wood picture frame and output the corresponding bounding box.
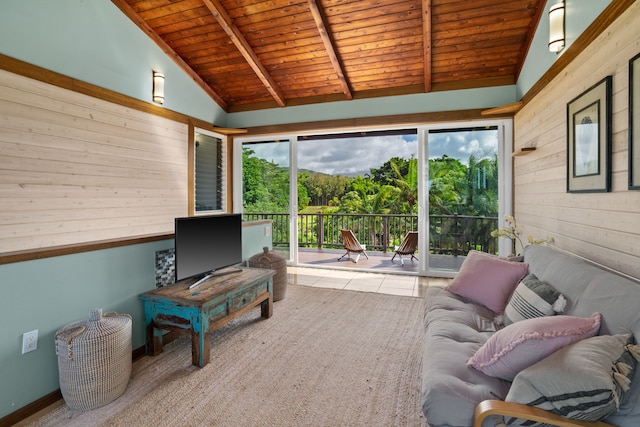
[630,52,640,190]
[566,76,612,193]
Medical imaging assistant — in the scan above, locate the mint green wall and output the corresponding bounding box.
[226,85,518,128]
[516,0,612,99]
[0,223,270,419]
[0,0,226,125]
[0,240,170,418]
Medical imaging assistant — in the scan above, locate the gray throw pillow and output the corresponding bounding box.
[505,334,640,425]
[503,274,566,326]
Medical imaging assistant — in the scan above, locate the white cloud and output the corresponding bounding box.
[428,130,497,163]
[243,128,497,176]
[298,135,416,175]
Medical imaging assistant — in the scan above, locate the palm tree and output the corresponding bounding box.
[390,157,418,213]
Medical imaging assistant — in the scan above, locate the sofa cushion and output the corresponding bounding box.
[467,312,601,381]
[503,274,566,326]
[506,334,640,424]
[422,286,510,427]
[445,250,528,314]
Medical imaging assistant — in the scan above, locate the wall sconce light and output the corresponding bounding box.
[152,71,165,104]
[548,2,565,53]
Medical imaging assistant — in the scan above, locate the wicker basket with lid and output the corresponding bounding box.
[248,246,287,301]
[55,308,132,410]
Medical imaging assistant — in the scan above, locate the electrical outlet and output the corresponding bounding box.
[265,225,271,237]
[22,330,38,354]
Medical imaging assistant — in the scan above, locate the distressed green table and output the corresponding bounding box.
[139,267,274,368]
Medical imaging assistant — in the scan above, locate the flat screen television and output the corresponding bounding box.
[174,213,242,284]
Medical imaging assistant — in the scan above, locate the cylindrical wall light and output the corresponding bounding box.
[548,2,565,53]
[152,71,165,104]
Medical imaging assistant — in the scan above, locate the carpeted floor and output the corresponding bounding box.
[21,284,427,426]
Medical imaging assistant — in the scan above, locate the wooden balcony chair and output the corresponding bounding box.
[391,231,418,265]
[338,229,369,263]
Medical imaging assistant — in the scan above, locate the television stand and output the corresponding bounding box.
[139,267,275,368]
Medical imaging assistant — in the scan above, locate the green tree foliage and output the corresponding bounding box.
[425,155,498,217]
[389,157,418,214]
[370,157,411,185]
[339,175,397,214]
[243,148,498,218]
[301,172,349,206]
[242,148,290,213]
[297,174,310,210]
[350,157,418,214]
[428,155,466,215]
[465,155,499,217]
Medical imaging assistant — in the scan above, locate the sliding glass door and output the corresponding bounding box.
[236,137,295,263]
[418,121,512,277]
[234,120,512,276]
[296,130,418,268]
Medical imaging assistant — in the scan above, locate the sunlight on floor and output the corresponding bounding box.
[287,266,451,298]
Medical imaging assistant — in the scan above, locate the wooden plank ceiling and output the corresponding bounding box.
[112,0,544,113]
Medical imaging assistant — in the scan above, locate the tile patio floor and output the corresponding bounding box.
[287,265,451,298]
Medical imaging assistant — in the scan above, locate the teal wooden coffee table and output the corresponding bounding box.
[139,267,274,368]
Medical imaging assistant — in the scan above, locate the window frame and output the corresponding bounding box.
[233,119,513,274]
[188,121,229,215]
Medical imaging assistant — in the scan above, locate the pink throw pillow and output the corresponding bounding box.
[467,313,602,381]
[445,250,528,314]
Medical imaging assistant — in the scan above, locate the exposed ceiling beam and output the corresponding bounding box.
[307,0,353,100]
[422,0,432,92]
[201,0,287,108]
[110,0,228,111]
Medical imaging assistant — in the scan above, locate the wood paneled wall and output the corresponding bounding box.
[0,70,189,253]
[514,2,640,279]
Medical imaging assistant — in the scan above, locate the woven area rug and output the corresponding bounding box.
[25,284,427,427]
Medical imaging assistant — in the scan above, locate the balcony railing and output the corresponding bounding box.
[243,213,498,256]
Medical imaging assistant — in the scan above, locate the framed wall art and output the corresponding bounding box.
[630,52,640,190]
[566,76,612,193]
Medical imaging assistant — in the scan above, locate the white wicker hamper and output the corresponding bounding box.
[55,309,132,410]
